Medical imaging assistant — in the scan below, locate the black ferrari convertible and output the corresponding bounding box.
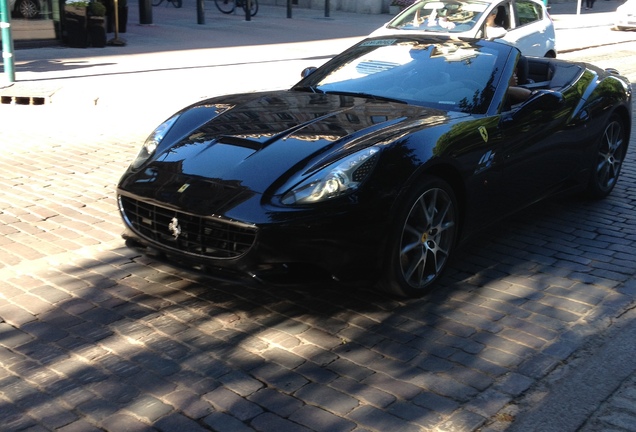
[117,36,632,297]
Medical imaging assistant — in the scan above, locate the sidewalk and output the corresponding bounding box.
[0,0,632,109]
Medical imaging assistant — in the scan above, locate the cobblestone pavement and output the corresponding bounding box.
[1,92,635,432]
[1,3,636,432]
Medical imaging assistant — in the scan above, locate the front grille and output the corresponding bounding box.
[119,196,257,259]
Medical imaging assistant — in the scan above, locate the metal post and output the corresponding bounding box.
[287,0,292,18]
[139,0,153,24]
[197,0,204,24]
[108,0,127,46]
[324,0,330,18]
[0,0,15,83]
[245,0,251,21]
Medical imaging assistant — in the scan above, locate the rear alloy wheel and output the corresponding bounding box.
[17,0,39,18]
[585,114,627,199]
[380,177,458,298]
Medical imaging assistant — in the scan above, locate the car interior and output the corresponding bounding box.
[524,57,585,91]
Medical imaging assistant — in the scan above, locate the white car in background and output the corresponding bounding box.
[615,0,636,30]
[371,0,557,57]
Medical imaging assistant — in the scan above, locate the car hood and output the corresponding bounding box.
[121,91,459,215]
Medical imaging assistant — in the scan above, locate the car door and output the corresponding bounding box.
[504,0,554,57]
[498,93,581,214]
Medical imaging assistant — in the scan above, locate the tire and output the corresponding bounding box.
[17,0,39,18]
[242,0,258,16]
[584,114,627,199]
[215,0,236,14]
[379,176,458,298]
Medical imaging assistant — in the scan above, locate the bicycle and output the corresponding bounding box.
[152,0,183,8]
[214,0,258,16]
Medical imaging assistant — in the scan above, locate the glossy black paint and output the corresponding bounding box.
[117,36,632,287]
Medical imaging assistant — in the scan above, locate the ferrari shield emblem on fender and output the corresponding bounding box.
[168,217,181,239]
[478,126,488,143]
[177,183,190,193]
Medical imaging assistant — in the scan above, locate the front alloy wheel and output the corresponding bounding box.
[585,114,627,199]
[380,177,458,297]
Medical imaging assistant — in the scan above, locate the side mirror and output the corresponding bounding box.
[301,67,317,78]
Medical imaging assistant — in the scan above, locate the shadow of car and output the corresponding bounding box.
[614,0,636,30]
[9,0,41,18]
[371,0,557,58]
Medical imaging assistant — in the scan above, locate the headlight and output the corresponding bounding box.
[281,147,379,205]
[130,115,180,169]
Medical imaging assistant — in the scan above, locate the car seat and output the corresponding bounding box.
[516,55,530,85]
[494,5,509,29]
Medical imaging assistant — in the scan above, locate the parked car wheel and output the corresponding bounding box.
[16,0,39,18]
[380,176,458,297]
[585,114,628,199]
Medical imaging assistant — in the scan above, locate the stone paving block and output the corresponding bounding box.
[250,411,313,432]
[371,339,420,362]
[326,358,375,382]
[347,405,422,432]
[448,351,508,377]
[330,376,396,408]
[249,362,309,394]
[336,326,385,349]
[27,400,78,430]
[361,372,422,400]
[294,382,359,415]
[155,412,210,432]
[494,372,534,397]
[289,404,357,432]
[437,409,487,432]
[163,389,214,419]
[438,334,485,355]
[247,387,304,418]
[101,412,156,432]
[126,371,179,399]
[57,419,104,432]
[77,398,120,423]
[0,322,35,348]
[0,302,36,326]
[262,346,307,369]
[218,370,264,397]
[294,360,339,384]
[90,376,140,404]
[203,386,263,421]
[447,366,494,392]
[125,394,173,423]
[498,316,559,341]
[292,343,339,367]
[464,388,511,418]
[387,400,442,429]
[412,372,481,401]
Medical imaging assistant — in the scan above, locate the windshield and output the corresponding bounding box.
[388,0,490,33]
[293,38,505,114]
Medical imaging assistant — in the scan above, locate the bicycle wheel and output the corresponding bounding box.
[215,0,235,13]
[242,0,258,16]
[171,0,182,7]
[152,0,163,6]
